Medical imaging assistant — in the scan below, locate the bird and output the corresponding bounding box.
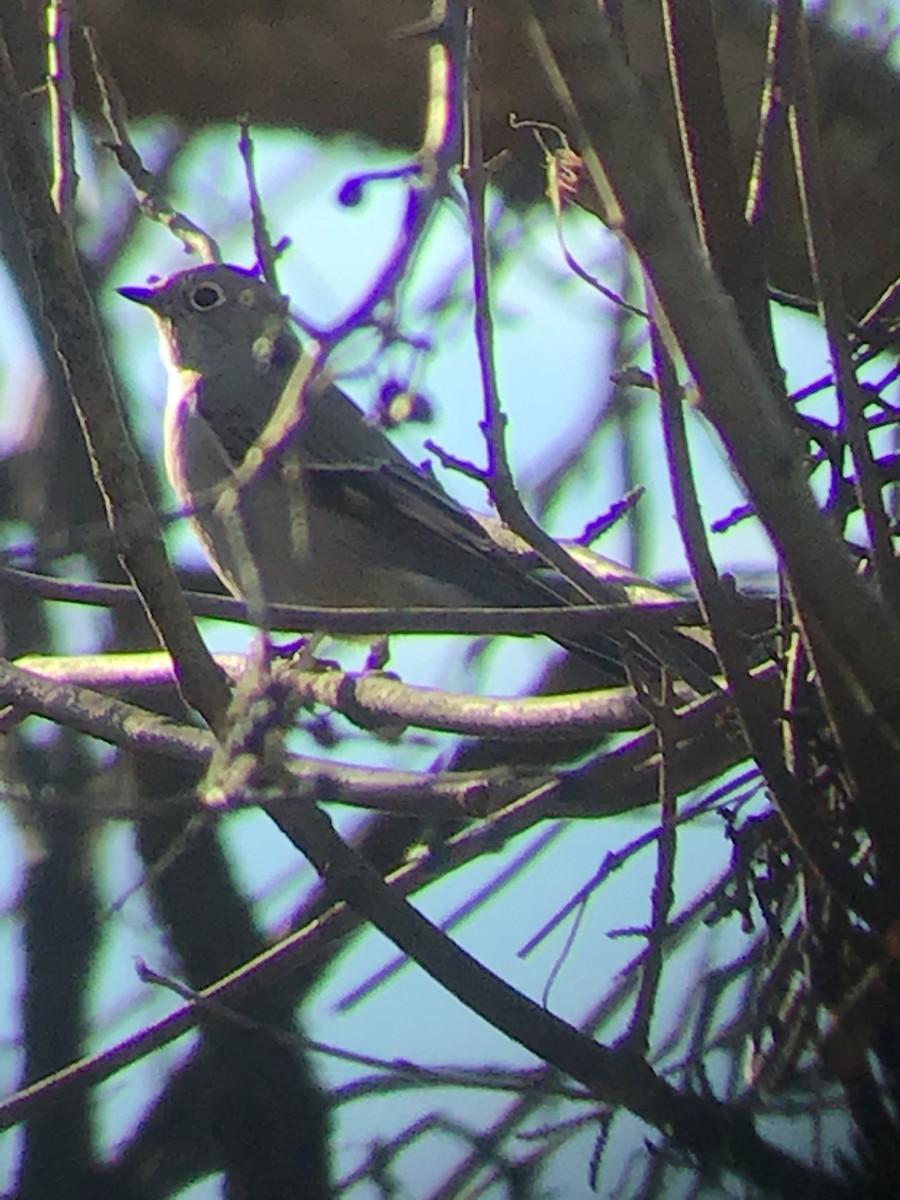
[118,262,687,681]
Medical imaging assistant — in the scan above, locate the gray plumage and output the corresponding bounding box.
[120,262,634,674]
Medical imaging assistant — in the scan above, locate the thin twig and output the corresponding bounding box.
[745,7,788,236]
[655,321,884,931]
[83,26,219,261]
[461,13,648,612]
[3,563,773,639]
[622,676,679,1055]
[238,117,280,288]
[335,825,565,1012]
[46,0,77,225]
[317,0,466,344]
[662,0,775,373]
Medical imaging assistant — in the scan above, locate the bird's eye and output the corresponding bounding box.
[189,283,226,311]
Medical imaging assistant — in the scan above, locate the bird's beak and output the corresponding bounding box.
[117,284,161,308]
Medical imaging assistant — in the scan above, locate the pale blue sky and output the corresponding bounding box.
[0,28,880,1185]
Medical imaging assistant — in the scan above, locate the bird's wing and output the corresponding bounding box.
[261,369,715,685]
[296,378,571,606]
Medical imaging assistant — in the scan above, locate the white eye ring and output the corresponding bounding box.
[189,282,227,311]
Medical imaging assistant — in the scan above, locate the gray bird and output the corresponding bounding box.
[119,262,656,678]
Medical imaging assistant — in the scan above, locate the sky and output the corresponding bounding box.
[0,11,888,1192]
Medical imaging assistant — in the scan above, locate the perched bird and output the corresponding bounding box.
[119,263,672,679]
